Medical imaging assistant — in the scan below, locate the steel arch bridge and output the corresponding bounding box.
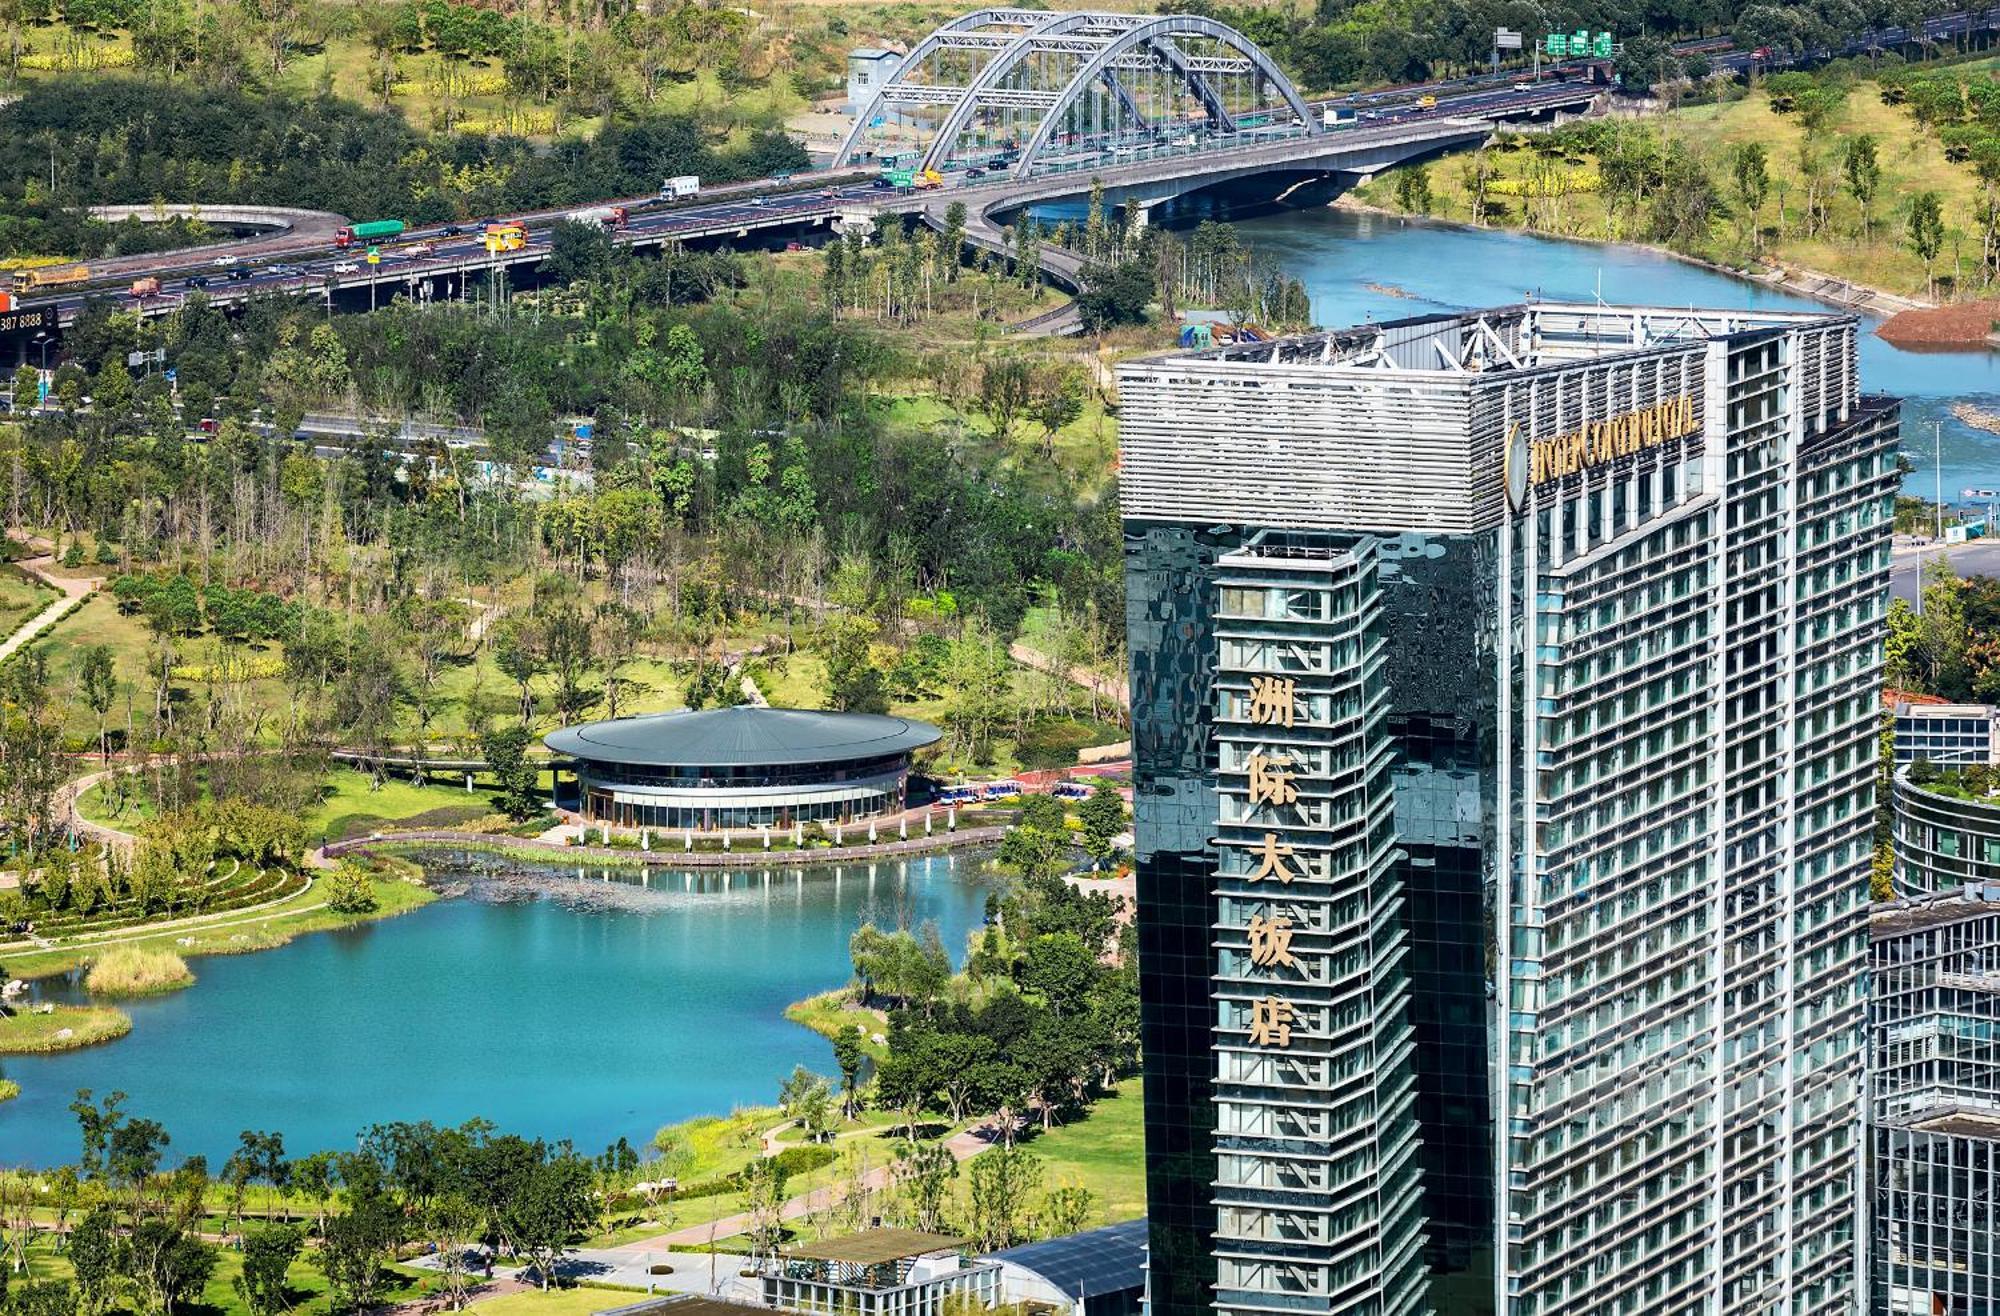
[835,9,1320,181]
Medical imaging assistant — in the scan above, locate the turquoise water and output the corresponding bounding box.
[0,854,993,1166]
[1232,206,2000,502]
[8,209,1997,1167]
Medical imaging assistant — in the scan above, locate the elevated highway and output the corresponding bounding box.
[6,9,1602,337]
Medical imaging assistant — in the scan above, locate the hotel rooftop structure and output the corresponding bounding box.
[1118,303,1900,1316]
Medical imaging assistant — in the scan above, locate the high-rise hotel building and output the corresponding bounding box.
[1119,304,1899,1316]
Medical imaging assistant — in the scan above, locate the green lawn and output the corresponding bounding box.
[0,1003,131,1054]
[308,768,500,843]
[13,1230,438,1316]
[0,562,55,634]
[465,1290,644,1316]
[1005,1081,1147,1226]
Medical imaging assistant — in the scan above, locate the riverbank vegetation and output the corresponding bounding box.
[0,1002,133,1052]
[1362,55,2000,302]
[84,945,195,997]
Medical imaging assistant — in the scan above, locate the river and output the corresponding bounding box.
[1231,206,2000,505]
[0,853,993,1167]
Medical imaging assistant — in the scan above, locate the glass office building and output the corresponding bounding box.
[1870,889,2000,1314]
[1119,304,1900,1316]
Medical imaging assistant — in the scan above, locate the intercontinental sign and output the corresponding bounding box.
[1506,395,1699,506]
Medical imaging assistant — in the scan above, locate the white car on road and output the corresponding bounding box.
[333,260,359,273]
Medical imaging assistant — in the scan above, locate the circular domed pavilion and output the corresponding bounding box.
[545,706,942,832]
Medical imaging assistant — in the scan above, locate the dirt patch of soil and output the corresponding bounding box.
[1878,300,2000,348]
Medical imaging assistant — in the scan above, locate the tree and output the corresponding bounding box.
[967,1147,1043,1250]
[482,723,542,820]
[68,1208,120,1316]
[500,1150,596,1289]
[234,1227,303,1316]
[978,358,1035,445]
[291,1152,337,1235]
[1000,795,1072,881]
[1393,166,1433,215]
[831,1025,866,1121]
[317,1176,399,1312]
[416,1196,483,1312]
[1076,782,1125,862]
[1732,143,1770,252]
[125,1221,216,1316]
[891,1140,957,1233]
[1614,33,1673,93]
[1029,366,1085,461]
[1021,933,1099,1017]
[1075,260,1154,333]
[325,861,379,915]
[1909,190,1946,298]
[1843,134,1881,239]
[815,614,887,714]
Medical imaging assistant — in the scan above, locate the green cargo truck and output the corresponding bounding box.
[335,219,406,249]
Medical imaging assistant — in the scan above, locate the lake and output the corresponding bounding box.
[0,853,994,1167]
[1231,206,2000,504]
[8,206,1996,1167]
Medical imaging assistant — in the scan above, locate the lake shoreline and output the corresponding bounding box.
[1330,196,1933,321]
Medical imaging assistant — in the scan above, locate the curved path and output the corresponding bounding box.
[0,553,96,666]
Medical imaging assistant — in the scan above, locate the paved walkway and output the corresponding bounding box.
[611,1123,998,1252]
[0,553,96,665]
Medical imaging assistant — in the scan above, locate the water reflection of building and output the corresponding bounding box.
[1118,304,1899,1316]
[544,706,939,832]
[1871,888,2000,1315]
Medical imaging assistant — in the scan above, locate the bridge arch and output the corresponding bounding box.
[833,9,1318,179]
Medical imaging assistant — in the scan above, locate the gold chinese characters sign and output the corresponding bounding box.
[1505,395,1699,505]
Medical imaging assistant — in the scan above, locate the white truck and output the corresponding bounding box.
[565,205,629,229]
[662,175,700,200]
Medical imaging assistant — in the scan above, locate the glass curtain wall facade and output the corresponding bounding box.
[1118,304,1898,1316]
[1870,893,2000,1315]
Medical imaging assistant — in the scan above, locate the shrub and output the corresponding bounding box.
[325,862,379,915]
[84,946,194,997]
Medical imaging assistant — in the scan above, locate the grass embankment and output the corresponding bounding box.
[1357,81,1975,301]
[0,1004,132,1053]
[3,868,434,980]
[785,989,891,1059]
[84,945,194,996]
